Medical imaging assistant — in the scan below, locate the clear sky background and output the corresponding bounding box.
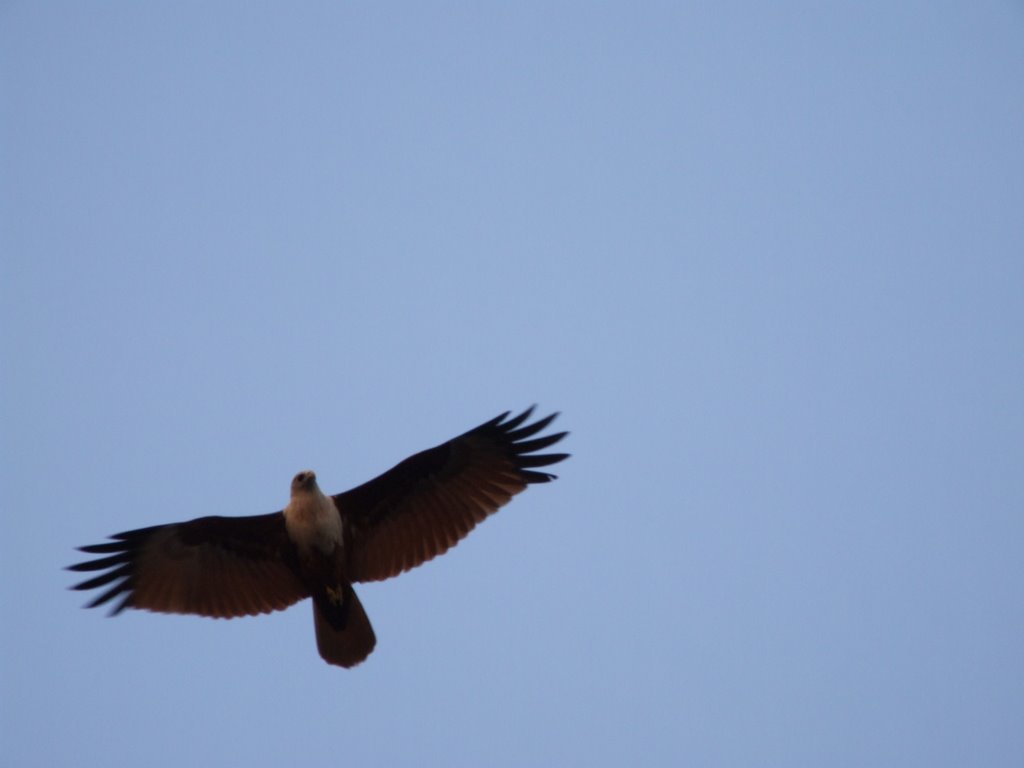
[3,3,1023,766]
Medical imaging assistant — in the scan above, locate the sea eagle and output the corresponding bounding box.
[69,407,568,667]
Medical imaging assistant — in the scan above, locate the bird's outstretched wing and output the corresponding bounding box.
[68,513,308,617]
[336,407,569,582]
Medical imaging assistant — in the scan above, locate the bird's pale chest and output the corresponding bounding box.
[284,490,344,556]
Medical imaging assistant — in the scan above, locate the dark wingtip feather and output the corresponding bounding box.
[110,594,134,615]
[71,565,132,592]
[77,541,127,555]
[520,470,558,483]
[497,406,536,433]
[514,432,568,454]
[483,410,512,428]
[518,452,571,469]
[67,553,131,573]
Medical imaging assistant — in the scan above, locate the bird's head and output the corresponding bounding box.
[291,470,318,495]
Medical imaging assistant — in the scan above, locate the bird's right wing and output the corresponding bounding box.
[335,407,568,583]
[68,512,308,618]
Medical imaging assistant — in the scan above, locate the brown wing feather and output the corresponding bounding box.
[68,512,308,618]
[336,407,569,582]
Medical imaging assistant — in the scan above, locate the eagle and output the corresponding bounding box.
[69,407,568,667]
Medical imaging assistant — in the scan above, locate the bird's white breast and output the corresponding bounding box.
[284,487,343,555]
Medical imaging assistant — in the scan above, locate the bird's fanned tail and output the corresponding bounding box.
[313,583,376,668]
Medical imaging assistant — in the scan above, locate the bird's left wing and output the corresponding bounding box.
[69,512,308,618]
[336,407,569,583]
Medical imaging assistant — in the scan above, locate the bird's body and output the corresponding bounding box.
[284,470,374,665]
[69,408,568,667]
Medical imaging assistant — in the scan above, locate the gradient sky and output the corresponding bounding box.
[3,3,1023,766]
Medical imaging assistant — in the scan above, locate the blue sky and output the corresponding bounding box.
[3,3,1023,765]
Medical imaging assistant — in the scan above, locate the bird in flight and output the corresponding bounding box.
[69,407,568,668]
